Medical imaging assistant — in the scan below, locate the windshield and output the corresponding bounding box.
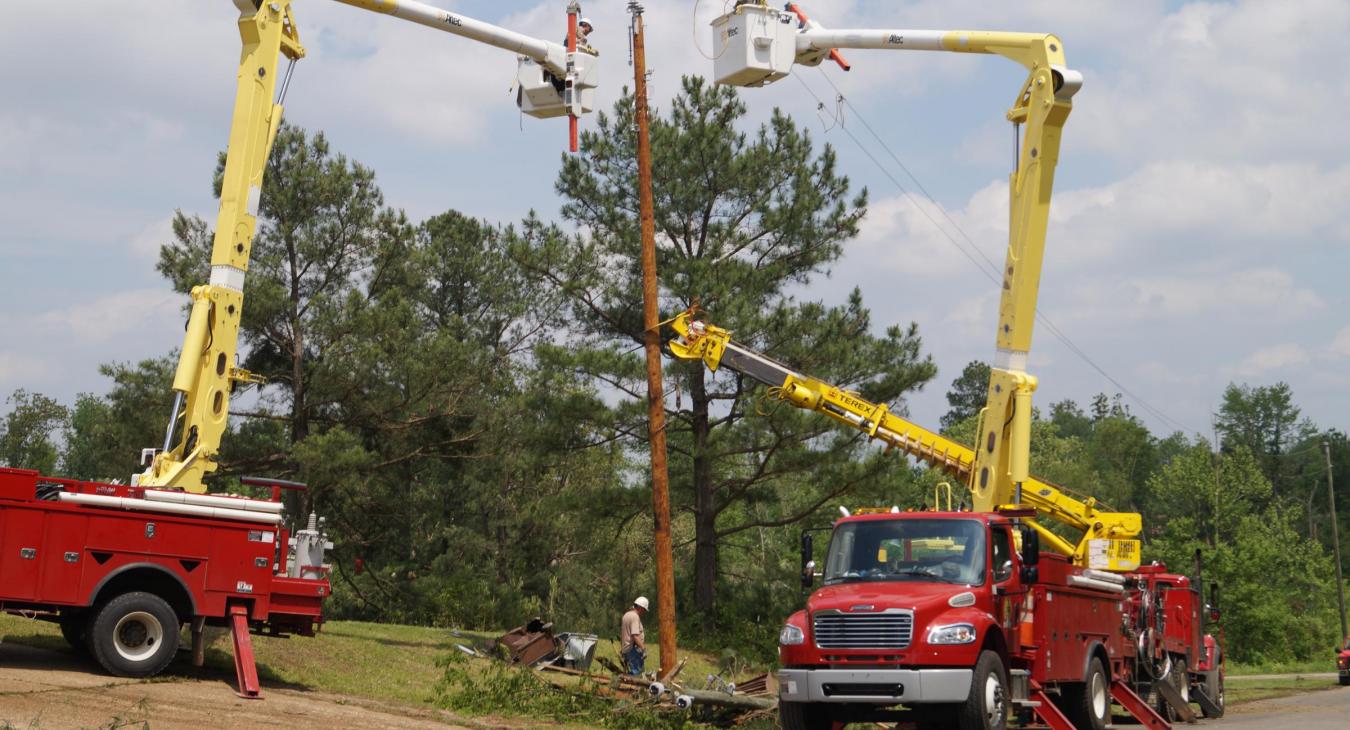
[823,518,986,586]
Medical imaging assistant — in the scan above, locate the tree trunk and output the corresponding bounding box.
[690,368,717,627]
[287,240,308,446]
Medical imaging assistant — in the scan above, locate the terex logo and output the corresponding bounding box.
[887,34,904,45]
[442,13,464,28]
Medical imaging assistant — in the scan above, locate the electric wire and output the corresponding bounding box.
[799,69,1201,436]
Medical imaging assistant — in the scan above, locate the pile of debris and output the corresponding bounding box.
[454,617,776,722]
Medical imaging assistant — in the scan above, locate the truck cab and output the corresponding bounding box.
[778,511,1037,730]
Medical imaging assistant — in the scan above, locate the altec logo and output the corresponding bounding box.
[442,14,463,27]
[887,34,904,45]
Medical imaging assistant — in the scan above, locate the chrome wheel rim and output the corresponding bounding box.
[1090,670,1108,719]
[985,673,1006,726]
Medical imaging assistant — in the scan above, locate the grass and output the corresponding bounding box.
[1225,675,1343,704]
[0,613,767,728]
[1227,657,1339,676]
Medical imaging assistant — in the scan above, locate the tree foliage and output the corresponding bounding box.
[515,77,936,627]
[6,112,1344,667]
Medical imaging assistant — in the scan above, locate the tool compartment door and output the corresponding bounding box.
[0,505,47,601]
[39,511,89,604]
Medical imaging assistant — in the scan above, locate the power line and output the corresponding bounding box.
[799,70,1201,436]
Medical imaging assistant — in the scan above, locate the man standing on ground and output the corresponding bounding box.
[621,596,648,675]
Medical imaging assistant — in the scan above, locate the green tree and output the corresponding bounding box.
[517,77,937,624]
[1214,382,1316,495]
[941,360,990,431]
[0,390,68,473]
[157,124,405,459]
[1147,444,1340,662]
[60,357,180,481]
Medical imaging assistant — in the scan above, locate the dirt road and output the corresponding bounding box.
[0,642,485,729]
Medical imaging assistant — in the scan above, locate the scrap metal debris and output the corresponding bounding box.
[466,615,776,723]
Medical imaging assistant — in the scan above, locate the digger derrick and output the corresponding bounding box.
[669,312,1141,572]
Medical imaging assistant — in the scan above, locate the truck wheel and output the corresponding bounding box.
[1200,669,1225,717]
[88,592,180,678]
[1062,657,1110,730]
[956,650,1008,730]
[778,700,833,730]
[58,612,90,655]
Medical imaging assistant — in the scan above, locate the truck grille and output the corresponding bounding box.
[813,610,913,649]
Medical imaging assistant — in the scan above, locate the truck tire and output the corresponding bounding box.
[778,700,833,730]
[58,612,90,655]
[1200,669,1225,717]
[1061,657,1110,730]
[956,650,1008,730]
[88,591,180,678]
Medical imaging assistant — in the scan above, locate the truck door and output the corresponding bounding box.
[990,526,1021,636]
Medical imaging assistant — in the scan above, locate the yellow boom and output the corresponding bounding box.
[669,313,1141,570]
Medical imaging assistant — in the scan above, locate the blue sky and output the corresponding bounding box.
[2,0,1348,442]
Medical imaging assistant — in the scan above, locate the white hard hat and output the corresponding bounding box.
[579,17,593,29]
[634,596,650,610]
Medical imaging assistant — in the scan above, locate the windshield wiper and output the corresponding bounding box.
[891,568,963,584]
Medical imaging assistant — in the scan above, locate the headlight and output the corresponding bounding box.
[780,623,805,646]
[928,623,977,645]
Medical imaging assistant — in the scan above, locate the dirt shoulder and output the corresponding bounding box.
[0,642,519,729]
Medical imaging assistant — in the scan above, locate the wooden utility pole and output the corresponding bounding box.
[1325,439,1347,640]
[629,1,677,675]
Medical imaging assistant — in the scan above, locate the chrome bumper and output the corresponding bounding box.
[777,668,972,704]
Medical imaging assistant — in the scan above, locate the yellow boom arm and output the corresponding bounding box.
[668,313,1141,571]
[141,0,589,492]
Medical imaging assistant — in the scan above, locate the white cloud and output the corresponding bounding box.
[1329,328,1350,359]
[38,289,181,344]
[128,216,176,261]
[1064,267,1322,322]
[0,352,46,391]
[1232,344,1311,377]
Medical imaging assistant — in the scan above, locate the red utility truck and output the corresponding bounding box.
[0,467,330,696]
[1337,636,1350,686]
[778,511,1224,730]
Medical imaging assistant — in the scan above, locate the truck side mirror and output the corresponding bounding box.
[800,532,814,588]
[1019,526,1039,584]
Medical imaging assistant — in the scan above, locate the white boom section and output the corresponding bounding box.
[331,0,568,76]
[797,28,947,52]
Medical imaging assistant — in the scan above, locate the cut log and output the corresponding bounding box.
[674,688,776,711]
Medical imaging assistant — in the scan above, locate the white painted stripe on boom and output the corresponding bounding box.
[210,265,246,292]
[797,29,945,52]
[994,348,1028,372]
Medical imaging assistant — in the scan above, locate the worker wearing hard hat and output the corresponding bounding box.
[565,17,597,56]
[620,596,648,676]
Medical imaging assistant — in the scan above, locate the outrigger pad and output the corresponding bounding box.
[230,605,263,699]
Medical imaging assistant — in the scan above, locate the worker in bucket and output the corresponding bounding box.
[620,596,648,675]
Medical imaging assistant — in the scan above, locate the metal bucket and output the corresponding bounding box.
[557,632,598,671]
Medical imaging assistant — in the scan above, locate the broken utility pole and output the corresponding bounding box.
[629,0,677,675]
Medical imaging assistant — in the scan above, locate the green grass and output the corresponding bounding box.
[1228,657,1339,676]
[1225,675,1342,704]
[0,613,767,728]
